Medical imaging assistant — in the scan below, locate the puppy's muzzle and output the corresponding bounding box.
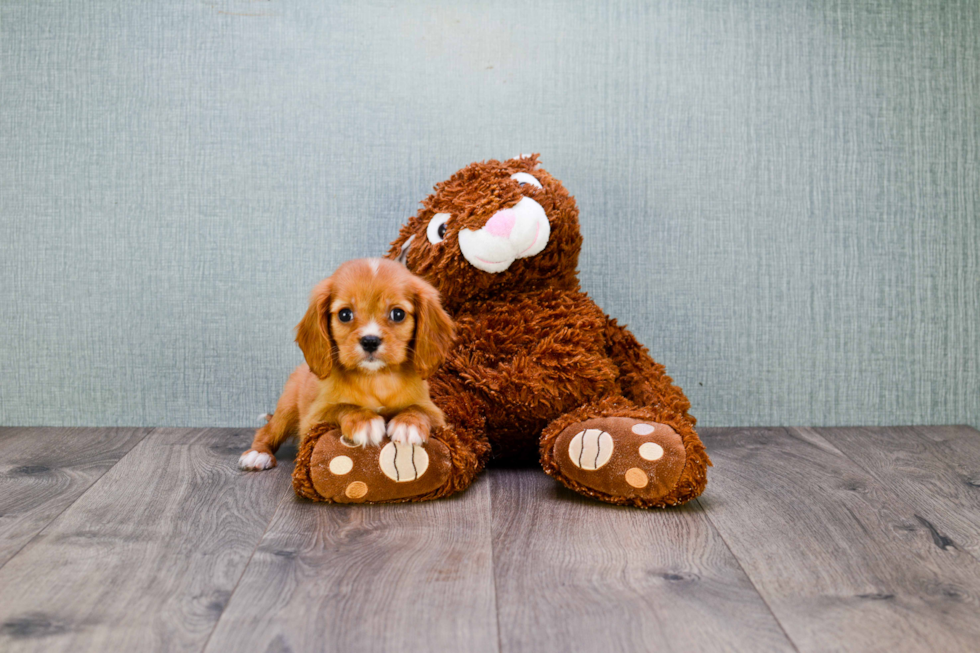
[359,335,382,354]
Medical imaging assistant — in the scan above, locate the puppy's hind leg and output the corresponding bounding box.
[240,378,304,470]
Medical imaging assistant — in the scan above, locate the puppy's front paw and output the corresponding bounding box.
[387,415,430,445]
[239,449,276,471]
[344,416,386,447]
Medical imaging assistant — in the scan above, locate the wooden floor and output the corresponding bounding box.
[1,426,980,652]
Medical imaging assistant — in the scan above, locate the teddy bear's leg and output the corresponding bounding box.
[539,397,707,507]
[292,375,491,503]
[539,319,710,508]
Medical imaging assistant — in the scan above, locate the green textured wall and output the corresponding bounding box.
[1,0,977,428]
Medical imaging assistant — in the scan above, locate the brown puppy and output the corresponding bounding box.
[239,258,454,471]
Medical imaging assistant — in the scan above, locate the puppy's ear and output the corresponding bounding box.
[295,278,335,378]
[411,277,454,379]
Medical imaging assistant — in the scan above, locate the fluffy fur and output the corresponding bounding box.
[293,155,710,508]
[239,258,453,470]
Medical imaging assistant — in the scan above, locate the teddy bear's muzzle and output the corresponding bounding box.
[457,196,551,273]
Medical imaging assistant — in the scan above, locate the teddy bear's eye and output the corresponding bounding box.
[426,213,451,244]
[510,172,543,189]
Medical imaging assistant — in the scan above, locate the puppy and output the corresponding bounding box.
[239,258,454,471]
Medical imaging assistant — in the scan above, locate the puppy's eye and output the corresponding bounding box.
[337,308,353,323]
[389,308,406,323]
[426,213,451,244]
[510,172,543,189]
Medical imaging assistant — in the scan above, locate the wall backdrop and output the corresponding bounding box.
[2,0,978,429]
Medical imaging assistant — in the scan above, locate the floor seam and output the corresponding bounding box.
[695,428,802,653]
[487,472,505,653]
[695,494,801,653]
[198,462,293,653]
[0,426,155,575]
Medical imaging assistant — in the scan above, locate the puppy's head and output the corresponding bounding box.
[296,258,454,378]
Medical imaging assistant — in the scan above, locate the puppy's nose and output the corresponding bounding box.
[359,335,382,353]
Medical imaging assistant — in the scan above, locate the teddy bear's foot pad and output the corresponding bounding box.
[552,417,686,502]
[309,432,451,503]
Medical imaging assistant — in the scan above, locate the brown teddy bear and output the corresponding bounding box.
[293,155,710,508]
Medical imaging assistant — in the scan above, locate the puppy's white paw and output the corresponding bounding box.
[387,421,426,445]
[239,450,275,471]
[348,416,386,447]
[367,416,386,445]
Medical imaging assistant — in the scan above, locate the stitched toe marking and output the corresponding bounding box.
[639,442,664,461]
[567,429,614,470]
[329,456,353,475]
[379,442,429,482]
[632,423,655,435]
[625,468,649,488]
[345,481,368,499]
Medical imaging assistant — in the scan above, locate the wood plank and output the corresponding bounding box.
[0,427,149,568]
[815,426,980,559]
[0,428,293,653]
[204,475,499,653]
[907,425,980,490]
[490,469,795,653]
[700,427,980,652]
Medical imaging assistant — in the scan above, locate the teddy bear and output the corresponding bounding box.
[292,155,710,508]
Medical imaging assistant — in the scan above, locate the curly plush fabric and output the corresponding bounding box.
[295,155,709,508]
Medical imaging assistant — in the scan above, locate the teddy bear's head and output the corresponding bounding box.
[385,155,582,307]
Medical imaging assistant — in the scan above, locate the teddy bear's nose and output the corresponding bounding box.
[484,209,516,238]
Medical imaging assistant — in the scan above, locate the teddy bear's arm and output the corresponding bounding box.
[602,317,696,425]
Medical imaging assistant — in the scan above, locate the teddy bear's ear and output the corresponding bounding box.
[511,153,540,167]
